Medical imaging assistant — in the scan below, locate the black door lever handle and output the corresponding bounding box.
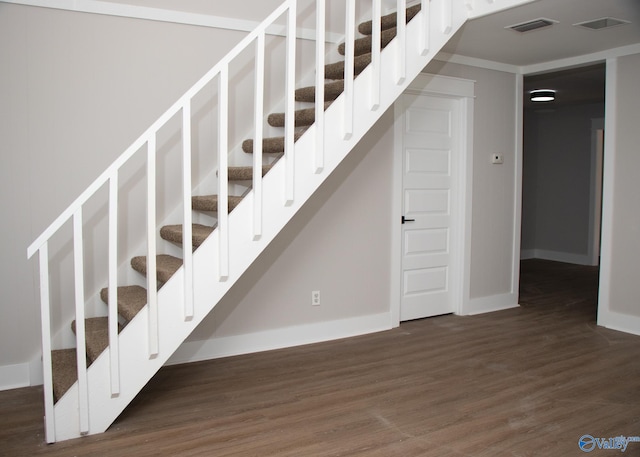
[402,216,415,224]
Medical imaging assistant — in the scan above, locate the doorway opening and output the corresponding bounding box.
[519,63,605,318]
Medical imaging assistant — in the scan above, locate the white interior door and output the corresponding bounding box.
[400,93,460,321]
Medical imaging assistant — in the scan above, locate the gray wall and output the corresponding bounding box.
[522,103,604,262]
[424,60,519,300]
[603,52,640,320]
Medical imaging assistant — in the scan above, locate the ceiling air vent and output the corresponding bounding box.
[506,18,557,33]
[574,17,630,30]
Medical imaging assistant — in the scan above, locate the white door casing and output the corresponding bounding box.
[391,74,475,325]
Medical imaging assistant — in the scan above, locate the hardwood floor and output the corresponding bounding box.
[2,259,639,456]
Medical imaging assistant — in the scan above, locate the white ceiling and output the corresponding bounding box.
[441,0,640,68]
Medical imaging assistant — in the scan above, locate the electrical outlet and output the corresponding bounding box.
[311,291,320,306]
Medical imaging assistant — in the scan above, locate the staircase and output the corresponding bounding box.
[27,0,532,444]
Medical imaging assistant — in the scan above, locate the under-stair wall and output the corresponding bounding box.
[22,0,533,443]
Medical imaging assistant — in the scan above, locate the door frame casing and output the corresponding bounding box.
[390,73,475,326]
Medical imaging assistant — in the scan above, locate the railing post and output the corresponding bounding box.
[218,68,229,280]
[147,135,159,357]
[370,0,381,110]
[38,244,56,443]
[182,102,194,319]
[442,0,453,34]
[314,0,326,172]
[108,173,120,396]
[343,0,355,140]
[284,0,297,204]
[396,0,406,84]
[420,0,430,55]
[254,32,265,239]
[73,209,89,435]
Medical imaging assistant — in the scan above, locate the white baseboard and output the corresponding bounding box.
[0,358,43,391]
[520,249,536,260]
[460,293,520,316]
[0,364,29,391]
[167,312,392,366]
[598,309,640,337]
[1,313,392,390]
[520,249,593,266]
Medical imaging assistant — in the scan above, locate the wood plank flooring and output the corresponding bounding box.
[2,259,639,456]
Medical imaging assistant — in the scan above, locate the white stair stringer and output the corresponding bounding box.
[50,0,533,442]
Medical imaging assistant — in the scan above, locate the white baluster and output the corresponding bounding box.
[38,244,56,443]
[343,0,355,140]
[371,0,381,110]
[442,0,452,34]
[284,1,297,204]
[254,33,265,238]
[73,209,89,434]
[108,173,120,395]
[396,0,406,84]
[420,0,430,55]
[182,102,194,319]
[315,0,326,171]
[218,68,229,280]
[147,135,159,357]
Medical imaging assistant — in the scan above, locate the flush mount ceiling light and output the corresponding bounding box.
[530,90,555,102]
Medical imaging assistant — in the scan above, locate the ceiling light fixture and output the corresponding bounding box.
[530,89,555,102]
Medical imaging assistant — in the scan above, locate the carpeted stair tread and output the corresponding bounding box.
[338,26,398,57]
[52,349,77,402]
[268,102,333,128]
[295,80,345,103]
[192,194,245,212]
[226,165,273,181]
[324,53,372,80]
[131,254,183,285]
[358,3,421,35]
[71,317,122,364]
[160,223,214,248]
[242,132,303,154]
[100,285,148,323]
